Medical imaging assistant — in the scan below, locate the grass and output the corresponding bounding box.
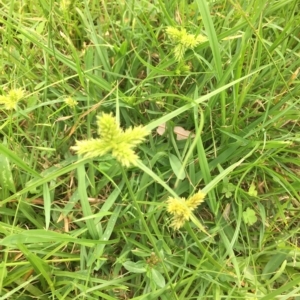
[0,0,300,299]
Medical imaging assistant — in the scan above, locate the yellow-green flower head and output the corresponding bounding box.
[166,190,206,229]
[60,0,71,11]
[195,35,208,44]
[97,113,122,142]
[111,142,139,168]
[173,45,186,62]
[120,126,150,145]
[170,215,187,230]
[175,64,191,75]
[166,26,207,62]
[72,113,149,167]
[0,88,24,110]
[180,29,201,49]
[166,27,185,42]
[167,197,191,220]
[64,97,78,108]
[186,190,206,211]
[72,139,110,158]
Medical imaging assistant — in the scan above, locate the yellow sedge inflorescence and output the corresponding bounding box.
[64,97,78,108]
[59,0,71,11]
[0,88,24,110]
[167,190,206,230]
[166,27,207,62]
[72,113,149,167]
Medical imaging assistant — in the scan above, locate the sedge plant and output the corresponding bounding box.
[72,113,149,167]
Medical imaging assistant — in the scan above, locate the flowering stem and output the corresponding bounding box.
[120,166,178,299]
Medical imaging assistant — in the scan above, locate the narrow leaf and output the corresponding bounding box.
[43,183,51,230]
[169,154,186,180]
[0,143,41,178]
[0,229,115,247]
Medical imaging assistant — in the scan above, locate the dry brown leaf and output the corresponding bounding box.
[156,123,195,140]
[156,123,166,136]
[174,126,195,140]
[54,115,73,124]
[222,203,231,222]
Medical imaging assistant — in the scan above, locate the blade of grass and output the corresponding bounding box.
[77,163,100,239]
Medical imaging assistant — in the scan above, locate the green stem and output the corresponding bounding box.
[121,166,178,299]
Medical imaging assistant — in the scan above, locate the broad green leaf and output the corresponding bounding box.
[248,182,258,197]
[262,252,289,281]
[151,268,165,288]
[0,153,15,193]
[243,208,257,226]
[123,261,147,274]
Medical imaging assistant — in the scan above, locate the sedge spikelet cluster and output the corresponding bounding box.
[0,88,24,110]
[64,97,78,108]
[72,113,149,167]
[167,190,206,230]
[166,27,207,62]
